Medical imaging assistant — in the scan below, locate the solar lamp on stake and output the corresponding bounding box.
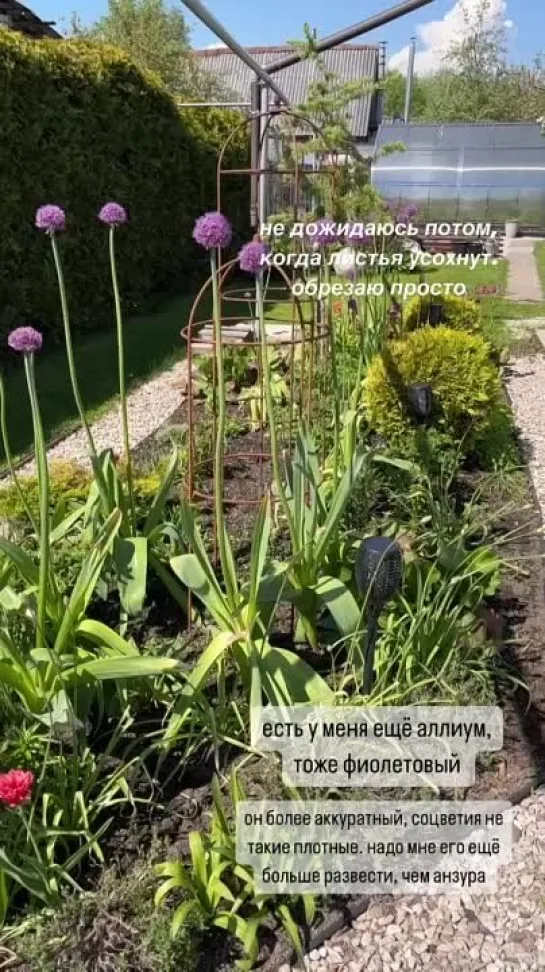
[407,382,432,423]
[355,536,403,694]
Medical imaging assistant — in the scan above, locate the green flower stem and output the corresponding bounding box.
[24,353,50,658]
[210,249,236,605]
[322,257,340,483]
[50,234,96,459]
[0,373,37,533]
[255,275,297,549]
[108,227,136,533]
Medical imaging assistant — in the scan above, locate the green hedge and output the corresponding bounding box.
[0,32,249,344]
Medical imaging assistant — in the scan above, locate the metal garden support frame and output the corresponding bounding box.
[180,0,437,227]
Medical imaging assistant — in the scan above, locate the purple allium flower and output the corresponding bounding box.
[345,223,373,246]
[98,202,128,227]
[306,218,339,248]
[238,240,270,275]
[8,326,43,354]
[35,205,66,234]
[193,211,232,250]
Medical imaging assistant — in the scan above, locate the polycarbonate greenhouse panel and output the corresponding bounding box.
[370,122,545,225]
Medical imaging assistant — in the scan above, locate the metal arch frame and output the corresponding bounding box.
[180,0,437,223]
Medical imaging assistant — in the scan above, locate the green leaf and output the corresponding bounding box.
[170,553,231,630]
[165,632,238,742]
[0,849,53,906]
[257,640,333,705]
[143,448,179,537]
[76,618,138,657]
[314,446,367,564]
[248,497,271,614]
[0,538,39,589]
[50,506,85,545]
[315,575,363,639]
[53,509,122,656]
[114,536,148,616]
[171,899,197,938]
[0,661,40,712]
[68,655,178,681]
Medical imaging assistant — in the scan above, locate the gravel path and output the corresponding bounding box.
[283,792,545,972]
[505,354,545,524]
[17,360,188,476]
[505,238,544,302]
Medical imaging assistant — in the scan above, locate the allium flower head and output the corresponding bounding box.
[238,240,270,275]
[0,769,34,807]
[35,205,66,234]
[8,327,43,354]
[306,218,339,247]
[345,223,373,246]
[193,211,232,250]
[98,202,128,227]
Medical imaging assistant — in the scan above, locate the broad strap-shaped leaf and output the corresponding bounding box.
[314,575,364,640]
[0,538,40,590]
[0,661,41,712]
[164,631,239,742]
[50,506,85,546]
[256,639,333,705]
[67,655,179,681]
[248,497,271,617]
[76,618,139,657]
[148,551,188,614]
[114,536,148,616]
[170,553,232,630]
[53,510,123,656]
[142,448,179,538]
[0,849,54,905]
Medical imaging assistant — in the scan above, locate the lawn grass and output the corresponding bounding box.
[2,293,194,463]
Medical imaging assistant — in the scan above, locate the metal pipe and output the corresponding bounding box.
[259,85,270,226]
[379,41,388,78]
[265,0,435,75]
[404,37,416,123]
[250,79,261,227]
[180,0,291,105]
[176,101,251,108]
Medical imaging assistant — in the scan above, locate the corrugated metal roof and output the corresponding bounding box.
[194,44,379,138]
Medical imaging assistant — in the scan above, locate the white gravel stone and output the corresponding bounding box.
[17,360,188,477]
[296,793,545,972]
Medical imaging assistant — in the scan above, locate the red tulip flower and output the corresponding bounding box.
[0,769,34,808]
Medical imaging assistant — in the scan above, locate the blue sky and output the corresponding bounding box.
[32,0,542,71]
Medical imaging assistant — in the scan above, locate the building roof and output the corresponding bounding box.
[0,0,61,38]
[194,44,380,139]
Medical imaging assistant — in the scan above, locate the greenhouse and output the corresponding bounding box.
[371,121,545,228]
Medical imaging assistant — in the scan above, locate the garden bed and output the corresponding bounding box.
[10,431,543,972]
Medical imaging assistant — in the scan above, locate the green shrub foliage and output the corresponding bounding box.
[0,32,248,343]
[363,327,503,457]
[404,293,482,332]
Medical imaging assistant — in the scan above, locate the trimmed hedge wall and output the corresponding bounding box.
[0,31,249,343]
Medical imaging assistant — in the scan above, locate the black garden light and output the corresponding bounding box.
[355,536,403,694]
[407,382,432,423]
[427,302,444,326]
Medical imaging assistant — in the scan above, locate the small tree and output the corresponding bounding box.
[70,0,222,99]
